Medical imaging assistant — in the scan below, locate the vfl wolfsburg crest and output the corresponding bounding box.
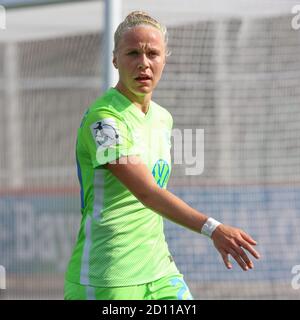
[152,159,170,188]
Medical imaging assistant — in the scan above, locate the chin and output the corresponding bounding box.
[134,86,153,95]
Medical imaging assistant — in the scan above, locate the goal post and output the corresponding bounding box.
[1,0,89,10]
[103,0,122,91]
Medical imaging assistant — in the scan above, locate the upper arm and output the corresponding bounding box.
[105,156,160,202]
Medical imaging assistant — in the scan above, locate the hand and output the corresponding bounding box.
[211,224,260,271]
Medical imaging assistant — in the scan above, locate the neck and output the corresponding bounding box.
[115,83,151,114]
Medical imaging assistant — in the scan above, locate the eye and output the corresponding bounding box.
[148,51,159,58]
[127,50,139,56]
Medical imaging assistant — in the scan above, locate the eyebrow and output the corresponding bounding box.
[125,46,161,52]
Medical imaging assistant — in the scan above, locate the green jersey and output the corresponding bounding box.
[65,88,179,287]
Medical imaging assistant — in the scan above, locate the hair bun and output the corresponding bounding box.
[126,11,151,19]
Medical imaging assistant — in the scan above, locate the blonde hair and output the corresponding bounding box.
[113,11,169,55]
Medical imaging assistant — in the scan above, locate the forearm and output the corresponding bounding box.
[106,156,260,270]
[141,186,209,233]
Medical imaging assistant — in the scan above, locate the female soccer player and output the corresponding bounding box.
[64,11,260,300]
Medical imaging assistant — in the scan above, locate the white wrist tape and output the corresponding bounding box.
[201,217,221,238]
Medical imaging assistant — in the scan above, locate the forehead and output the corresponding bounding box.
[119,25,165,49]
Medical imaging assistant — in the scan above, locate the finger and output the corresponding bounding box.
[220,250,232,270]
[234,246,254,269]
[240,231,257,245]
[228,248,249,271]
[239,238,261,260]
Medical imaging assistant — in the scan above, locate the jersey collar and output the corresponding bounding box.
[110,87,152,120]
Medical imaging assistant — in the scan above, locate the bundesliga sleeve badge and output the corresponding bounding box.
[90,118,121,151]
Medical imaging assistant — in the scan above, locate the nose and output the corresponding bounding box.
[137,53,150,69]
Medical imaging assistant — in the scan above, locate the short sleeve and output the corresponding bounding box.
[80,109,140,168]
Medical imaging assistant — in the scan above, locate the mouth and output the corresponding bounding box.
[134,75,152,82]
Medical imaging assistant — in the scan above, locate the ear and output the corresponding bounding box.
[161,56,166,71]
[112,56,118,69]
